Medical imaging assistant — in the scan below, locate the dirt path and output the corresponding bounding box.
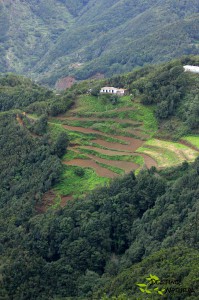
[78,145,135,156]
[60,195,73,207]
[135,153,158,168]
[57,116,141,126]
[180,139,199,152]
[36,190,56,213]
[93,137,144,152]
[68,105,136,116]
[87,154,139,172]
[63,124,105,135]
[64,159,118,178]
[16,114,24,126]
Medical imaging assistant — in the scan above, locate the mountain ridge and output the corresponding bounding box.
[0,0,198,86]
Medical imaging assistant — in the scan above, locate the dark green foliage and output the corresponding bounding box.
[0,74,75,116]
[0,114,62,208]
[2,155,199,298]
[28,114,48,135]
[53,131,69,158]
[0,74,51,111]
[91,86,101,96]
[74,167,85,177]
[97,247,199,299]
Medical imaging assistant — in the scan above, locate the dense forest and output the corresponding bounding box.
[0,74,74,115]
[0,0,198,86]
[0,114,199,299]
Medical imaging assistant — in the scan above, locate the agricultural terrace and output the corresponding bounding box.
[45,94,199,203]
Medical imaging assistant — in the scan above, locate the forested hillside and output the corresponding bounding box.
[0,0,198,86]
[0,57,199,299]
[1,132,199,299]
[0,74,74,115]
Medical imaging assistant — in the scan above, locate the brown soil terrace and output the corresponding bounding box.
[60,195,73,207]
[92,137,143,152]
[68,105,136,115]
[41,100,160,209]
[180,139,199,152]
[57,116,141,126]
[64,159,117,178]
[76,145,158,169]
[87,153,139,172]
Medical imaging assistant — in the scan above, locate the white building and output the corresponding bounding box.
[183,65,199,74]
[100,87,127,96]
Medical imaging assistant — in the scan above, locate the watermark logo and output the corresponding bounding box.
[136,274,165,296]
[136,274,195,297]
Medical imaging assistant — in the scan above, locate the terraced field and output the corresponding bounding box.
[45,94,199,202]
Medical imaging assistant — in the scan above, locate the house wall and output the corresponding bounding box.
[183,66,199,74]
[100,88,127,95]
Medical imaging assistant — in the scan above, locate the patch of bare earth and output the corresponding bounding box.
[135,153,158,168]
[60,195,73,207]
[55,76,76,91]
[93,136,144,152]
[79,146,134,156]
[63,124,103,135]
[36,190,56,213]
[79,146,158,169]
[180,139,199,152]
[59,116,141,126]
[16,114,24,126]
[64,159,117,178]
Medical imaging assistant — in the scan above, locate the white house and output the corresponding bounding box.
[100,87,127,96]
[183,65,199,74]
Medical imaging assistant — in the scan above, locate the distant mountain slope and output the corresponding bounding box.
[0,0,75,73]
[0,0,198,86]
[34,0,199,85]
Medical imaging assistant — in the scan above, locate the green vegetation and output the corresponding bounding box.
[183,136,199,149]
[62,149,88,162]
[78,148,144,166]
[98,247,199,299]
[0,58,199,299]
[1,152,199,298]
[137,139,199,168]
[128,56,199,137]
[54,165,109,198]
[0,74,74,115]
[97,162,124,175]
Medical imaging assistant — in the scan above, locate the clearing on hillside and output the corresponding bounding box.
[46,94,199,203]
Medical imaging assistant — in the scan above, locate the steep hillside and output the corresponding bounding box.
[0,0,75,73]
[0,0,198,86]
[1,150,199,298]
[0,73,74,115]
[0,58,199,299]
[36,0,199,85]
